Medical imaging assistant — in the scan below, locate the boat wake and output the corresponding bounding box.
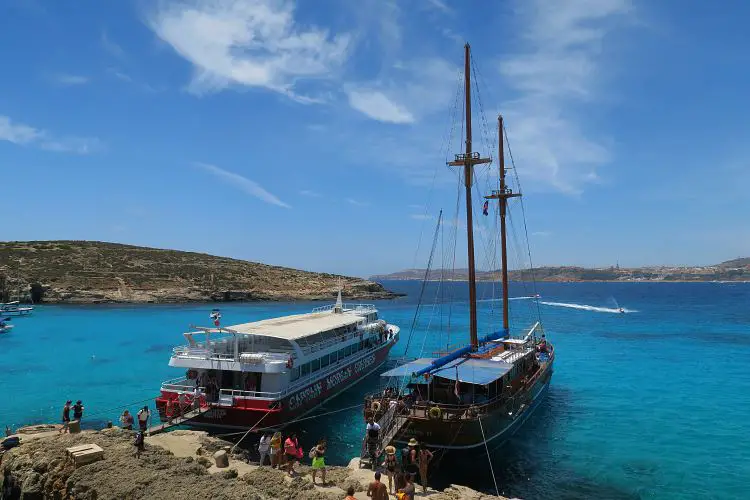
[478,295,540,303]
[539,301,637,314]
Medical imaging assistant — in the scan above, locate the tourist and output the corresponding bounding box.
[4,426,11,437]
[178,392,187,417]
[73,400,84,422]
[270,431,282,468]
[366,471,388,500]
[192,385,201,410]
[418,445,434,493]
[404,439,419,477]
[398,473,416,500]
[165,398,174,423]
[133,431,145,458]
[344,485,356,500]
[381,445,399,494]
[119,410,134,430]
[258,433,271,466]
[284,432,302,476]
[59,400,72,434]
[310,439,327,485]
[137,406,150,432]
[365,417,381,466]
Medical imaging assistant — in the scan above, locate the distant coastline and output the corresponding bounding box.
[0,240,401,304]
[371,258,750,283]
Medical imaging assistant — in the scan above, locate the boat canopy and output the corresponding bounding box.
[192,311,364,341]
[432,358,513,386]
[379,358,437,378]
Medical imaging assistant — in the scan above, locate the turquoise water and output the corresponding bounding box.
[2,281,749,499]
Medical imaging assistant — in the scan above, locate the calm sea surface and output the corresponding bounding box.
[2,281,748,499]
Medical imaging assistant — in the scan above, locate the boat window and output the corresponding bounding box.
[301,363,310,377]
[311,358,321,372]
[344,345,352,356]
[320,354,330,368]
[338,348,347,360]
[290,367,300,381]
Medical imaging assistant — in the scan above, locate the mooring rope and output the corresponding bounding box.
[478,415,501,498]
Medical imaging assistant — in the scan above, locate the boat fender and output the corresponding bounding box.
[371,401,382,412]
[286,356,294,369]
[428,406,442,420]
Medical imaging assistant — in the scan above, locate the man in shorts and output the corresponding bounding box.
[59,400,72,434]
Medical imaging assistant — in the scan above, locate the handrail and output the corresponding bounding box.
[311,303,377,314]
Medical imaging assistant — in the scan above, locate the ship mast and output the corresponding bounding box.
[448,44,491,350]
[485,115,521,332]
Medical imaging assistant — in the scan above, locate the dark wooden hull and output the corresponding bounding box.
[393,361,553,449]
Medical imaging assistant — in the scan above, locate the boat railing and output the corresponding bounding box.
[218,388,280,401]
[311,303,377,315]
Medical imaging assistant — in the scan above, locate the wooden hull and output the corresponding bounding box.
[156,340,394,431]
[393,361,554,449]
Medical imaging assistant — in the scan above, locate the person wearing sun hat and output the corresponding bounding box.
[381,445,399,494]
[405,438,419,477]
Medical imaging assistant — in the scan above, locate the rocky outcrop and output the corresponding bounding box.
[0,428,506,499]
[0,241,401,304]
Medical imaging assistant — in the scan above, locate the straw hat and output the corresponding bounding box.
[316,444,326,452]
[385,445,396,455]
[408,438,418,447]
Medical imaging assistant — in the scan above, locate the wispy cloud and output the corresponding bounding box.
[410,214,434,221]
[532,230,552,237]
[106,68,159,92]
[147,0,350,100]
[101,30,126,59]
[52,74,89,85]
[499,0,632,194]
[346,89,414,124]
[425,0,451,14]
[300,190,322,198]
[195,162,290,208]
[0,115,101,154]
[346,198,369,207]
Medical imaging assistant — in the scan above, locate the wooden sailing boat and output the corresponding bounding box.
[364,43,554,451]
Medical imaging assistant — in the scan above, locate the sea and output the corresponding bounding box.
[2,280,748,499]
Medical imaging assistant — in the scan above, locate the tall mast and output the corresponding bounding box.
[448,43,491,349]
[485,115,521,332]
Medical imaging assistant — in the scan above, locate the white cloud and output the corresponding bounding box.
[410,214,434,220]
[53,74,89,85]
[532,230,552,237]
[299,189,321,197]
[346,89,414,124]
[195,162,290,208]
[346,198,369,207]
[499,0,631,194]
[147,0,350,100]
[101,31,127,59]
[425,0,451,14]
[0,115,101,154]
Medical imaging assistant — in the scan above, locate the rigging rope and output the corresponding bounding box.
[478,415,502,498]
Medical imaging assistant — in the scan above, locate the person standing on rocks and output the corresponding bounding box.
[366,471,389,500]
[344,486,356,500]
[134,430,145,458]
[417,445,434,494]
[381,445,399,494]
[398,473,416,500]
[310,440,327,486]
[119,410,134,430]
[59,400,72,434]
[137,406,150,432]
[284,432,302,476]
[73,400,84,422]
[270,431,282,468]
[257,433,271,466]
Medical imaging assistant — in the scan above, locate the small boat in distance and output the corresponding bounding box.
[155,290,400,431]
[362,43,554,451]
[0,301,33,316]
[0,317,13,334]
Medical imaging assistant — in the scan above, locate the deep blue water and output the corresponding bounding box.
[2,281,749,499]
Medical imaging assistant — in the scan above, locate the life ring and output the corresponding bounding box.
[286,356,294,369]
[428,406,442,420]
[371,401,382,412]
[186,369,198,380]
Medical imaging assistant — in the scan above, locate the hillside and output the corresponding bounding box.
[371,258,750,282]
[0,240,398,304]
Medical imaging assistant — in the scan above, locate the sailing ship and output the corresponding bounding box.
[363,44,554,450]
[155,289,400,430]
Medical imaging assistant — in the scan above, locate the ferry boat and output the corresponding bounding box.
[0,301,33,316]
[362,43,554,450]
[156,292,400,430]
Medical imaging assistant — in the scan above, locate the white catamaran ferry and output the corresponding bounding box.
[156,292,400,430]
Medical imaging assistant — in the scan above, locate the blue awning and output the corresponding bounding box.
[431,358,513,386]
[380,358,437,378]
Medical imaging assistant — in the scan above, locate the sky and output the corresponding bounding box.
[1,0,749,277]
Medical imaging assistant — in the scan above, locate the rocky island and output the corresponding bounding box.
[0,241,399,304]
[372,258,750,282]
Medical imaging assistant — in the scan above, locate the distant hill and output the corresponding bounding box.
[371,258,750,282]
[0,240,399,304]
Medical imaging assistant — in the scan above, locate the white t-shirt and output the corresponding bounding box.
[138,410,149,422]
[367,422,381,431]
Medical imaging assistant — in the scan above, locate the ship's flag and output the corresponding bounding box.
[482,200,489,216]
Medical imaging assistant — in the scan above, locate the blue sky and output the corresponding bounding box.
[1,0,749,277]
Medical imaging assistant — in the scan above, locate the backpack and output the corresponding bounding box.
[308,447,316,459]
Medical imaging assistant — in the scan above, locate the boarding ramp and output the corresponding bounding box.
[359,401,407,469]
[148,405,211,436]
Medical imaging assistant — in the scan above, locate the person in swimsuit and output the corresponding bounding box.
[310,440,327,485]
[59,401,72,434]
[381,445,399,494]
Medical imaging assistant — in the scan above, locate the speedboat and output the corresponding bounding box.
[0,318,13,334]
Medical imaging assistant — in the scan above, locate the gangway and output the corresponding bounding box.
[359,401,407,469]
[147,405,211,436]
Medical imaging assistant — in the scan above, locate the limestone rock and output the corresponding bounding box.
[213,450,229,468]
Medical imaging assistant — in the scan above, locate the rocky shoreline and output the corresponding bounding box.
[1,426,506,499]
[0,241,402,304]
